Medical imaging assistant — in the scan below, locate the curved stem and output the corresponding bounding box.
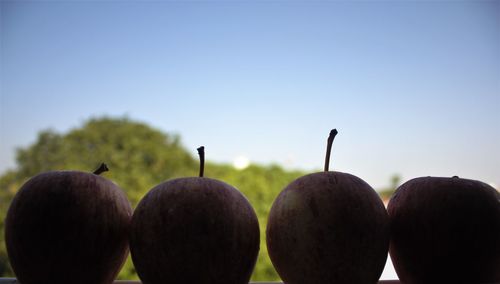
[197,146,205,177]
[93,163,109,175]
[324,129,338,172]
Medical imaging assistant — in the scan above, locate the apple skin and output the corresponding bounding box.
[129,177,260,284]
[266,171,390,284]
[387,176,500,284]
[5,170,132,284]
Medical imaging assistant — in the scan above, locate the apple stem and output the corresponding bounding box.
[197,146,205,177]
[93,163,109,175]
[324,129,338,172]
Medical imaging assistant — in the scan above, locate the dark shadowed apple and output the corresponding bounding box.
[388,176,500,284]
[5,163,132,284]
[129,146,260,284]
[266,129,390,284]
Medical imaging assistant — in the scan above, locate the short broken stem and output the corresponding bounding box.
[324,129,338,172]
[93,163,109,175]
[197,146,205,177]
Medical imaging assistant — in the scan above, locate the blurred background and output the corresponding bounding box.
[0,0,498,281]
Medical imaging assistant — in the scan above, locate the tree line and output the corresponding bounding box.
[0,117,397,281]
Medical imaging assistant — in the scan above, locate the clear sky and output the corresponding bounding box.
[1,0,499,190]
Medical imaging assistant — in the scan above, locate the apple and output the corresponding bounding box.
[266,129,390,284]
[5,163,132,284]
[388,176,500,283]
[129,146,260,284]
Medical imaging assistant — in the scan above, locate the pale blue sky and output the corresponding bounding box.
[1,0,499,189]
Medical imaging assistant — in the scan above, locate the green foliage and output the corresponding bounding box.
[0,116,303,281]
[14,117,197,206]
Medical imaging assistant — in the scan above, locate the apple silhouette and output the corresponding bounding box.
[129,146,260,284]
[5,163,132,284]
[387,176,500,283]
[266,129,390,284]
